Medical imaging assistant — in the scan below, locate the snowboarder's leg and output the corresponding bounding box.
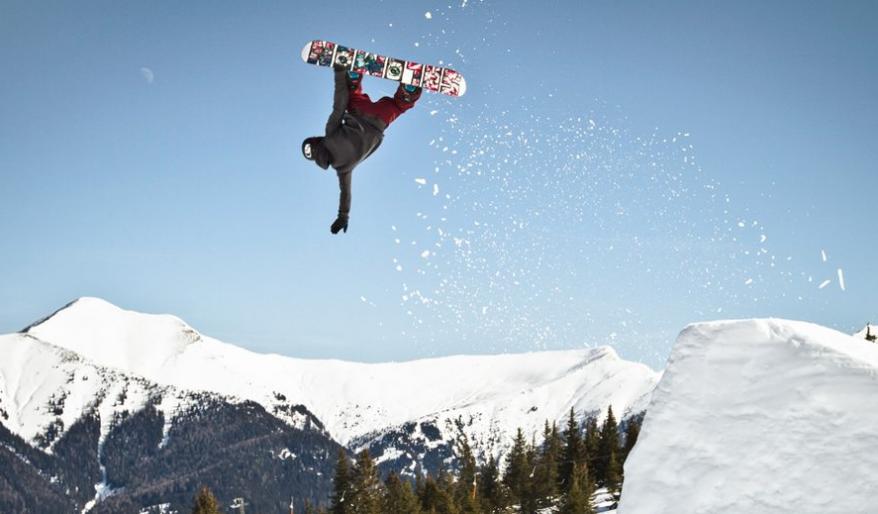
[325,69,352,135]
[346,71,375,113]
[366,84,422,126]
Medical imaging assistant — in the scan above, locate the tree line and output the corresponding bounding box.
[305,406,642,514]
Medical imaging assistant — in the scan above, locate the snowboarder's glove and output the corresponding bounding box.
[330,215,349,234]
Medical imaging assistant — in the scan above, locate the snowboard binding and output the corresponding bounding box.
[397,83,422,104]
[347,71,363,91]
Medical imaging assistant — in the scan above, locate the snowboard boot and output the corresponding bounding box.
[396,83,422,105]
[347,71,363,91]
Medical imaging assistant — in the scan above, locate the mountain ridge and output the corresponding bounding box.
[2,297,659,511]
[18,297,659,453]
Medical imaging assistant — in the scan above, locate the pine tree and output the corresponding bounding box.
[418,471,459,514]
[559,408,582,492]
[521,434,539,514]
[384,472,422,514]
[558,464,594,514]
[621,417,641,463]
[416,473,426,502]
[533,421,560,506]
[477,455,505,513]
[350,450,382,514]
[331,449,353,514]
[502,428,531,508]
[191,486,220,514]
[596,406,620,487]
[420,473,459,514]
[436,469,462,514]
[583,418,600,483]
[605,450,622,494]
[420,475,441,512]
[454,430,481,514]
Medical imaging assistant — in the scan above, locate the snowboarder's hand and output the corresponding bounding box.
[330,215,349,234]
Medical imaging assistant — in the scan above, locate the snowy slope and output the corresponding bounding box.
[19,297,659,459]
[618,319,878,514]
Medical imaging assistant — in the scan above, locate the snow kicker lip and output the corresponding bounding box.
[300,40,467,97]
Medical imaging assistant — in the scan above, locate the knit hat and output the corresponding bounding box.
[302,137,332,169]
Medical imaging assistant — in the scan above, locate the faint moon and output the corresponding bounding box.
[140,67,154,84]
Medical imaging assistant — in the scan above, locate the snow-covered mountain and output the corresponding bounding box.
[618,318,878,513]
[13,297,659,471]
[1,297,658,511]
[0,329,338,513]
[1,331,187,451]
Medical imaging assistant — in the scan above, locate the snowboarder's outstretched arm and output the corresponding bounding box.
[331,171,352,234]
[337,172,352,219]
[325,69,350,136]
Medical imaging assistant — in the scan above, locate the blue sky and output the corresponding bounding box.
[1,1,875,369]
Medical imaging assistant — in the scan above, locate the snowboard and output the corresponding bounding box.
[301,40,467,97]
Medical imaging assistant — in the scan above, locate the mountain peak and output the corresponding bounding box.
[24,297,202,376]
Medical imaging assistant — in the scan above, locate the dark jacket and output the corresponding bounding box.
[322,70,387,219]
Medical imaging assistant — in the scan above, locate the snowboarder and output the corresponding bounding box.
[302,68,422,234]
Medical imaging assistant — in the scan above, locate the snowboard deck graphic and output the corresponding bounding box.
[301,40,466,97]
